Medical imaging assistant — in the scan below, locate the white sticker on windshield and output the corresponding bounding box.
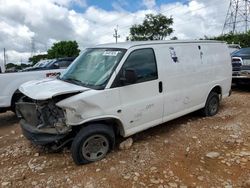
[103,51,119,56]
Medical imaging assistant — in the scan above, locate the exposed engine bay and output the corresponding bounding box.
[16,95,73,146]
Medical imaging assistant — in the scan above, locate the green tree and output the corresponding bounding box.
[20,63,30,69]
[170,36,178,40]
[127,14,174,41]
[6,63,30,70]
[207,31,250,48]
[29,54,48,65]
[47,40,80,59]
[6,63,16,69]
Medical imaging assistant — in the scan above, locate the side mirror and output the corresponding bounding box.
[120,68,137,85]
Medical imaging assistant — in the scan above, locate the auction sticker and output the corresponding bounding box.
[103,51,119,56]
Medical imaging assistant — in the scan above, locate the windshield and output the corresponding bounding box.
[59,48,126,89]
[34,60,54,68]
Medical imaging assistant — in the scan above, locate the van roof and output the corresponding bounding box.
[96,40,225,49]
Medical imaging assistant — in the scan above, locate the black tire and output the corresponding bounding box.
[71,124,115,165]
[202,92,220,117]
[11,93,24,115]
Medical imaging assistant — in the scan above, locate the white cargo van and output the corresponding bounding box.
[17,40,232,165]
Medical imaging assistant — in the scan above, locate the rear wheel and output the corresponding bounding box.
[202,92,220,116]
[71,124,115,165]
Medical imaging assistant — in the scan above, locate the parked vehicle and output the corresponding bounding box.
[17,40,232,165]
[231,47,250,84]
[0,61,5,73]
[0,57,75,113]
[22,57,75,72]
[228,43,241,54]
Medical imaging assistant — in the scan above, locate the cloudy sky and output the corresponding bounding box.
[0,0,230,63]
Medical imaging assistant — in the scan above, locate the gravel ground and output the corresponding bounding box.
[0,86,249,188]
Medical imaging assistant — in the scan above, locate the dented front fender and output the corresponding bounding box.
[56,89,124,128]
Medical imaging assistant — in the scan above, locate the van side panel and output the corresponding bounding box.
[199,43,232,98]
[154,43,231,123]
[155,44,203,118]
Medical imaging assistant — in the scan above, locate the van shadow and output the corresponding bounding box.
[232,84,250,92]
[0,112,19,127]
[117,111,201,145]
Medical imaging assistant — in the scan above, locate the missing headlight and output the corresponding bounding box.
[17,96,66,130]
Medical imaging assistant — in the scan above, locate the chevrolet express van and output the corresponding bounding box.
[17,40,232,165]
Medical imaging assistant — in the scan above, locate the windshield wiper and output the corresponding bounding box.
[59,77,85,86]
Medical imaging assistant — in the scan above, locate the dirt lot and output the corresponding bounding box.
[0,87,249,188]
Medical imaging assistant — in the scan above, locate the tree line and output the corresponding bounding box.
[29,40,80,64]
[205,31,250,48]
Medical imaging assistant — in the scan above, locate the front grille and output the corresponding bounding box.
[232,62,242,71]
[232,72,240,76]
[17,99,65,129]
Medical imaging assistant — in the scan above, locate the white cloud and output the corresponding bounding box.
[160,0,230,39]
[0,21,35,52]
[0,0,230,64]
[0,51,31,64]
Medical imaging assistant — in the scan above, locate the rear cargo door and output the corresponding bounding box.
[155,44,203,121]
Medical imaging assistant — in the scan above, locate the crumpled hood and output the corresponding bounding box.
[19,78,90,100]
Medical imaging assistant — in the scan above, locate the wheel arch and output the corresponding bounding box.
[210,85,222,99]
[72,116,126,137]
[202,85,221,117]
[11,89,24,110]
[208,85,222,100]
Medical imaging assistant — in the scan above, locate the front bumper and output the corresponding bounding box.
[232,71,250,84]
[232,75,250,79]
[20,119,68,145]
[232,76,250,84]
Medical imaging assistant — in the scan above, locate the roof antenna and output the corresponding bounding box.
[113,25,120,43]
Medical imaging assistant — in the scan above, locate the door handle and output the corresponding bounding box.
[159,81,163,93]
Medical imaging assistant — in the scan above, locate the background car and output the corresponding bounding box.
[22,57,76,72]
[0,56,76,113]
[231,47,250,84]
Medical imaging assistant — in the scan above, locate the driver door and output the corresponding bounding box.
[113,48,164,134]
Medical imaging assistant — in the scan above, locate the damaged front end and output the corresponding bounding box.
[16,96,71,146]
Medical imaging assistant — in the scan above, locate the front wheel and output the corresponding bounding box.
[202,92,220,116]
[11,94,25,116]
[71,124,115,165]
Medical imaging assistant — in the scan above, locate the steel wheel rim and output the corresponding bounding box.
[82,134,109,161]
[209,97,218,115]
